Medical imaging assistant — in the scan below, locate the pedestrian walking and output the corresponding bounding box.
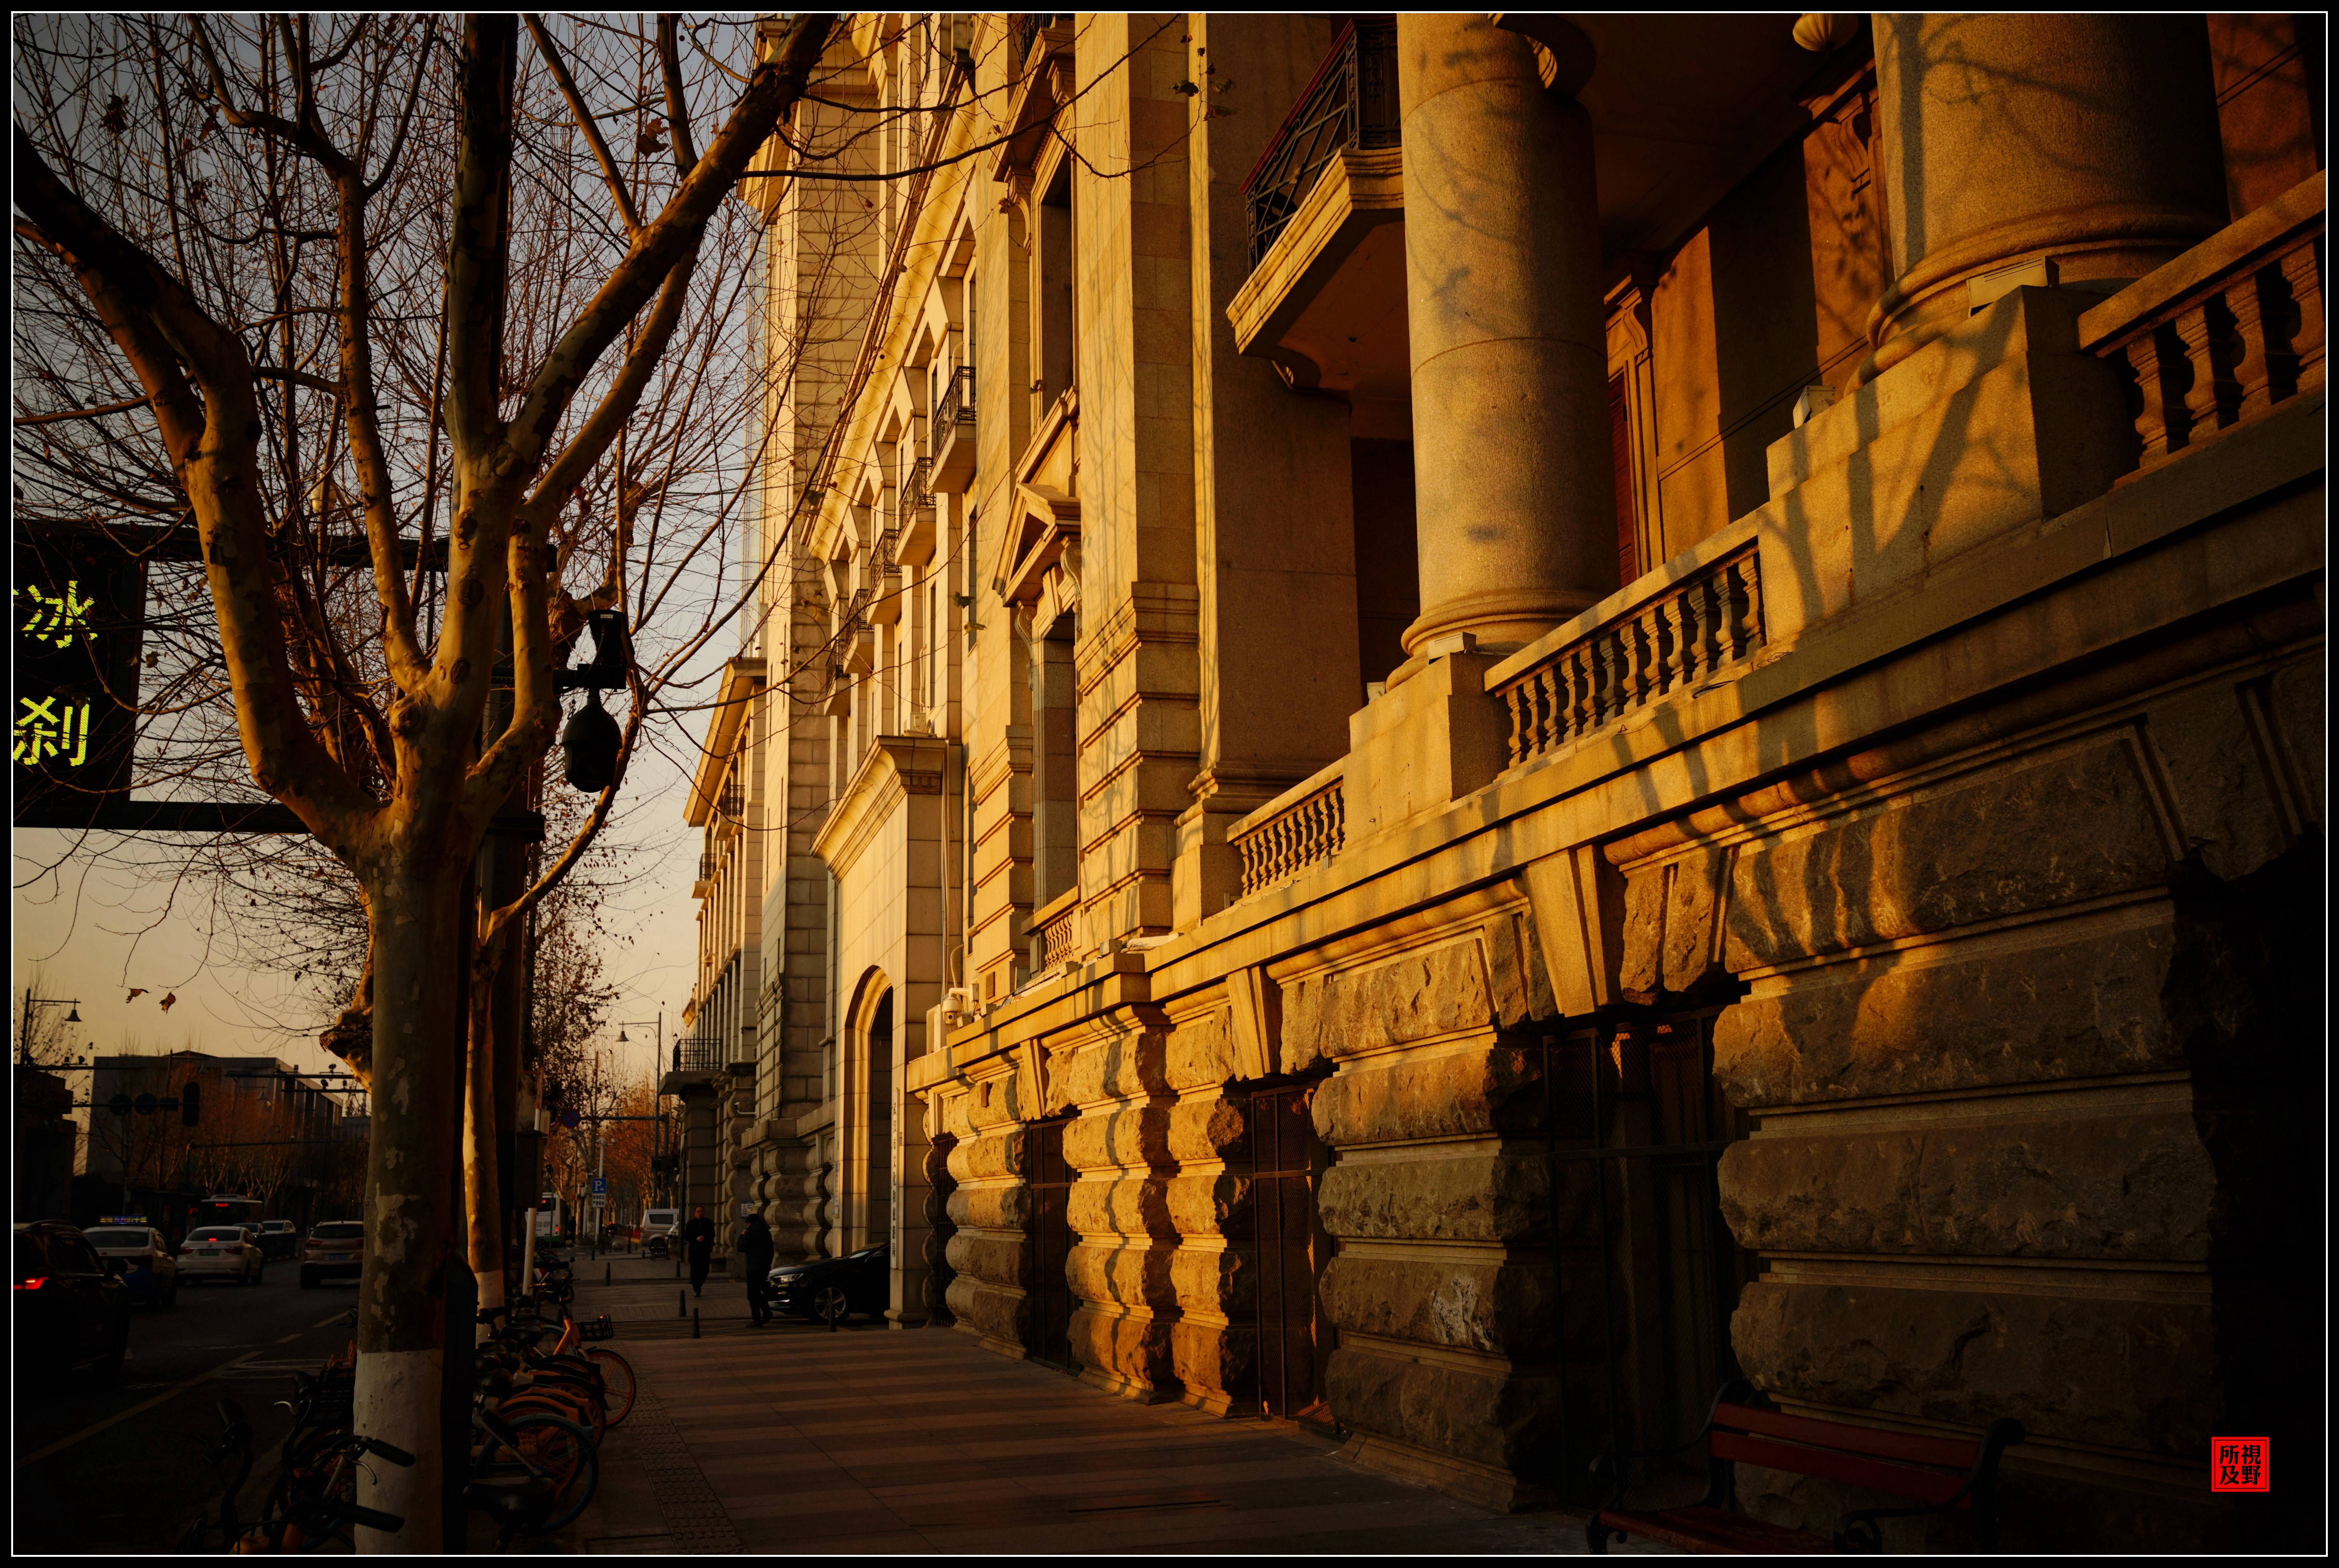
[683,1205,715,1297]
[739,1211,775,1326]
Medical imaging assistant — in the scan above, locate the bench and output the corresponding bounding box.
[1587,1381,2025,1553]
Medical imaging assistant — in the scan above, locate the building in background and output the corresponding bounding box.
[13,1066,78,1221]
[77,1052,357,1234]
[705,14,2323,1549]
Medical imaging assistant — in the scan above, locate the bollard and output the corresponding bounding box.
[678,1289,686,1319]
[692,1308,701,1340]
[605,1263,611,1288]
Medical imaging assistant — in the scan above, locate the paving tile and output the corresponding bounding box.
[731,1507,911,1544]
[722,1487,888,1521]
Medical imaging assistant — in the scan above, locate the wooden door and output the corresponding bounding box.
[1026,1117,1075,1369]
[1252,1087,1329,1419]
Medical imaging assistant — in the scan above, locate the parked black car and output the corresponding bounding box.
[13,1221,133,1384]
[766,1243,889,1322]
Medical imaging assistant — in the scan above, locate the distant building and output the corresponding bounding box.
[79,1052,354,1230]
[13,1067,78,1221]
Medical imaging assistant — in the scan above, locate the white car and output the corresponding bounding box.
[178,1225,266,1286]
[84,1223,180,1308]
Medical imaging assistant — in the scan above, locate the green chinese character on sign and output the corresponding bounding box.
[19,579,96,649]
[13,695,91,767]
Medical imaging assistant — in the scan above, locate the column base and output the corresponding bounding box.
[1343,642,1509,838]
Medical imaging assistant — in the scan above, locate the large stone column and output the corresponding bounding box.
[1865,15,2228,378]
[1398,14,1612,656]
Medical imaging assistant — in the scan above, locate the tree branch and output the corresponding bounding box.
[523,14,644,238]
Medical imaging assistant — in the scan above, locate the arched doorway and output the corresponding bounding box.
[843,973,895,1257]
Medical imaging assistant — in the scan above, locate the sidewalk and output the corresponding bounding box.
[551,1255,1671,1555]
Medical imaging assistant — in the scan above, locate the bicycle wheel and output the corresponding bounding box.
[500,1413,597,1531]
[584,1348,635,1427]
[502,1387,606,1446]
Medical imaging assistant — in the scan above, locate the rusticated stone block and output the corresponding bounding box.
[1667,848,1730,993]
[1313,1041,1545,1146]
[1165,1011,1240,1090]
[1283,940,1495,1072]
[966,1070,1026,1131]
[947,1184,1028,1232]
[1172,1317,1255,1405]
[2266,654,2322,822]
[1070,1303,1175,1391]
[1318,1155,1550,1243]
[1319,1255,1558,1358]
[1066,1239,1179,1310]
[1620,867,1668,997]
[947,1129,1027,1183]
[1056,1033,1171,1106]
[1327,1345,1560,1472]
[1713,919,2181,1106]
[1720,1112,2216,1260]
[1167,1095,1248,1163]
[2146,681,2290,882]
[1168,1243,1251,1316]
[1724,743,2168,969]
[1067,1173,1175,1238]
[946,1276,1028,1345]
[1733,1280,2218,1457]
[1062,1105,1174,1173]
[1166,1171,1252,1238]
[944,1232,1027,1289]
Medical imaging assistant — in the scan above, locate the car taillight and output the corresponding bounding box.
[15,1276,48,1290]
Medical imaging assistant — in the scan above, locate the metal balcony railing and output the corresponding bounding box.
[905,457,932,511]
[672,1038,722,1073]
[697,851,717,883]
[873,528,899,571]
[718,769,744,821]
[935,364,975,430]
[1008,13,1066,76]
[1242,19,1399,267]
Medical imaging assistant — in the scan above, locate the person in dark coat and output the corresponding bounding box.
[683,1206,716,1297]
[739,1212,776,1326]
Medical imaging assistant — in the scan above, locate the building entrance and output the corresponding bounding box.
[1026,1115,1076,1369]
[1251,1085,1332,1420]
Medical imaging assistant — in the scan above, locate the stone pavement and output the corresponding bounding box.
[549,1255,1674,1555]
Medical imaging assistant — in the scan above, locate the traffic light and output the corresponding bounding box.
[108,1092,132,1117]
[182,1080,201,1127]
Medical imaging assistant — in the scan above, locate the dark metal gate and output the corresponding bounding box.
[1026,1116,1076,1369]
[1541,1008,1753,1504]
[1251,1085,1331,1420]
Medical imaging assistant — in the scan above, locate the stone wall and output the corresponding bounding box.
[1602,623,2329,1551]
[939,1065,1035,1356]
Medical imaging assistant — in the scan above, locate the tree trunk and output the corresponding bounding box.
[464,935,507,1331]
[353,853,466,1553]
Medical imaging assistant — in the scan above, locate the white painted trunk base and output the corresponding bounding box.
[353,1346,443,1553]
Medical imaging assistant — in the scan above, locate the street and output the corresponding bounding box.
[13,1262,360,1554]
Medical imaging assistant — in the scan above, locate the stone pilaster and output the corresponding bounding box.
[941,1061,1035,1356]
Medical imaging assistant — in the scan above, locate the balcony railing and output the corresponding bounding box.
[1229,762,1346,900]
[1492,546,1765,771]
[697,851,717,883]
[935,363,974,431]
[672,1038,722,1074]
[905,456,932,512]
[1242,18,1398,267]
[2080,170,2324,476]
[718,769,744,821]
[1035,898,1079,968]
[1008,13,1066,77]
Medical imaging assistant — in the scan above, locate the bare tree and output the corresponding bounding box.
[13,15,840,1542]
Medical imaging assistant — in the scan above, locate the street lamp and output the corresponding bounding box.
[18,991,83,1067]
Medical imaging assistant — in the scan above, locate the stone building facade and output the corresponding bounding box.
[708,13,2323,1550]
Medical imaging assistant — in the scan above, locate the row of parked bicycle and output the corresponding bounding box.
[181,1250,627,1553]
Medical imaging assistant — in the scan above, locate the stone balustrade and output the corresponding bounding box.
[1491,545,1765,770]
[1228,762,1347,899]
[1034,893,1079,969]
[2080,170,2324,474]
